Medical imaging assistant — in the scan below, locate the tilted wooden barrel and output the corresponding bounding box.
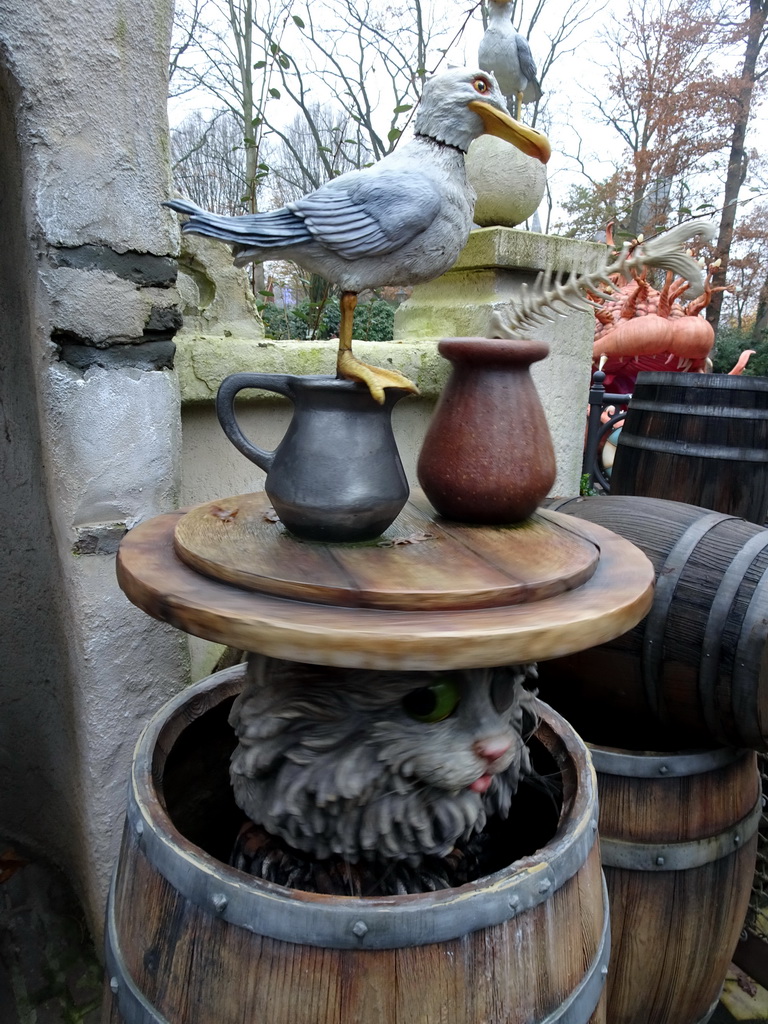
[540,495,768,750]
[610,371,768,524]
[103,665,609,1024]
[590,742,760,1024]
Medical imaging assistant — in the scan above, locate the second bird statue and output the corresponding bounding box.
[478,0,543,119]
[165,67,550,403]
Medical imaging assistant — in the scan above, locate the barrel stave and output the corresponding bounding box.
[108,831,606,1023]
[606,850,756,1023]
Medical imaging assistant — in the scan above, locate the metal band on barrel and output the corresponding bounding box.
[627,399,768,422]
[105,854,610,1024]
[699,532,768,745]
[540,873,610,1024]
[617,433,768,463]
[104,872,170,1024]
[590,745,746,778]
[126,778,599,948]
[732,566,768,749]
[641,512,737,723]
[599,795,762,872]
[125,673,601,951]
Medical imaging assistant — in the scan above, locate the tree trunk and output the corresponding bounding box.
[753,268,768,343]
[706,0,768,336]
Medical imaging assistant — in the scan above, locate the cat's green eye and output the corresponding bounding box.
[401,677,461,723]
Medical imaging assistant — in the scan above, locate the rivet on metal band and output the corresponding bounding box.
[211,893,228,913]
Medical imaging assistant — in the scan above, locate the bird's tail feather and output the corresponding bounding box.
[163,198,204,218]
[163,198,312,249]
[523,79,542,104]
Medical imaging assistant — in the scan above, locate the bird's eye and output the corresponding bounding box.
[473,77,490,94]
[402,678,461,723]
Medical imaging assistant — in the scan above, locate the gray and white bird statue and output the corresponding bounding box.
[165,67,549,402]
[478,0,542,119]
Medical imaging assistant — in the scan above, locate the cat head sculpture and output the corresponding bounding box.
[229,655,538,864]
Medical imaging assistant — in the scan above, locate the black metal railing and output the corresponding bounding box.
[582,369,632,494]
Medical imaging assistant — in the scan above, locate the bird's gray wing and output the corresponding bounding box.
[290,169,443,260]
[515,35,538,82]
[516,35,542,101]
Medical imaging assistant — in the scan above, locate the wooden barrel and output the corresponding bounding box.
[590,741,760,1024]
[540,495,768,751]
[610,371,768,524]
[103,665,609,1024]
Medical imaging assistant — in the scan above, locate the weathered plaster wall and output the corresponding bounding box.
[0,0,189,938]
[177,232,266,340]
[0,52,84,894]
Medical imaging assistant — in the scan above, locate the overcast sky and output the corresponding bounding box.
[168,0,768,233]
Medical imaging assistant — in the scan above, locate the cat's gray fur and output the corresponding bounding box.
[229,655,539,865]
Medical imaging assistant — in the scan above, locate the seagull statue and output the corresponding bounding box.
[165,67,550,402]
[478,0,542,119]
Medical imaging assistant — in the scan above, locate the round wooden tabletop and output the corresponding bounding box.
[173,490,600,611]
[117,493,654,670]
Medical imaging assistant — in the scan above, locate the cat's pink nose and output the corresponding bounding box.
[474,737,511,763]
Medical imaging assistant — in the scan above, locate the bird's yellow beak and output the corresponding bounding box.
[468,100,551,164]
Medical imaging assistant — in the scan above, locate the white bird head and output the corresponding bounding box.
[415,68,550,163]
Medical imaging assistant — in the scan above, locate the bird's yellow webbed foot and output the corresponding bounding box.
[336,290,419,403]
[336,349,420,405]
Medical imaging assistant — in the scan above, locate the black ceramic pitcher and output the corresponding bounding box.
[216,373,411,542]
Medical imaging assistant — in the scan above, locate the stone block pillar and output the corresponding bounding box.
[395,228,607,497]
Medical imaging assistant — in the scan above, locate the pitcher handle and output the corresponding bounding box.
[216,372,295,473]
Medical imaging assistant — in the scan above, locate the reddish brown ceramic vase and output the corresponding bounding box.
[417,337,556,523]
